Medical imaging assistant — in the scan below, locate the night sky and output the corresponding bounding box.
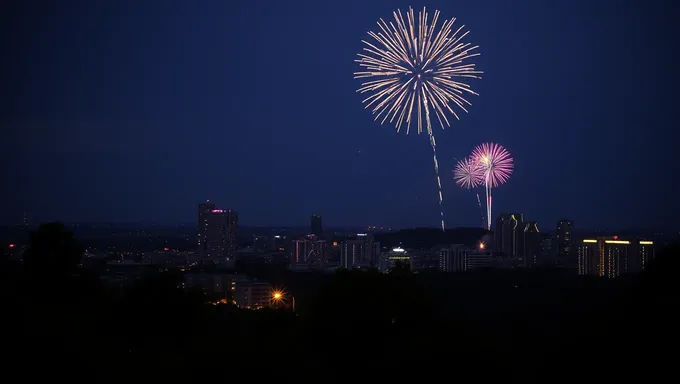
[2,0,678,230]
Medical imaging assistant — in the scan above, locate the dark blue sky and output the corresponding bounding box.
[2,0,678,230]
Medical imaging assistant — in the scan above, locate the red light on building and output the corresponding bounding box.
[613,236,618,240]
[8,244,15,248]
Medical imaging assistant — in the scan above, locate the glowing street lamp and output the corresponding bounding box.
[270,289,295,311]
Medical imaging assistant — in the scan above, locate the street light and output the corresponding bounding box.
[270,290,295,311]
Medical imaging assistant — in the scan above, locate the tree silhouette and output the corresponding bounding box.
[389,260,411,275]
[22,222,83,279]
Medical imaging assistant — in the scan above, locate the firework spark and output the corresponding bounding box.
[470,143,514,230]
[355,7,482,230]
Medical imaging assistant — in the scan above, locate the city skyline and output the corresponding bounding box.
[2,0,677,230]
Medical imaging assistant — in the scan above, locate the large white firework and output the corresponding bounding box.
[354,7,482,231]
[354,7,482,134]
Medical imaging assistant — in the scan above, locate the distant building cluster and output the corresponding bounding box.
[189,204,660,277]
[488,215,655,277]
[4,202,667,296]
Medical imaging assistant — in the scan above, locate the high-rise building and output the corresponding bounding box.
[577,237,651,278]
[539,233,554,264]
[639,241,655,271]
[495,213,523,256]
[198,202,216,249]
[340,234,380,269]
[380,247,412,272]
[577,239,599,276]
[466,251,494,270]
[290,236,327,270]
[197,201,238,259]
[438,244,470,272]
[522,221,541,268]
[311,214,323,236]
[556,220,573,262]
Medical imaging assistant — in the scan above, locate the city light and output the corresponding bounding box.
[583,239,597,243]
[640,241,653,245]
[269,289,294,311]
[478,242,485,250]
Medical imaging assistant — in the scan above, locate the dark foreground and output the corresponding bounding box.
[2,224,678,382]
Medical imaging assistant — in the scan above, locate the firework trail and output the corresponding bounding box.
[355,7,482,231]
[470,143,514,230]
[453,156,486,228]
[476,193,485,228]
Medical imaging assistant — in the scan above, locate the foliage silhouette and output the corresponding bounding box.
[22,222,83,280]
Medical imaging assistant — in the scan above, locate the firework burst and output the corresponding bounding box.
[470,143,514,230]
[471,142,513,188]
[453,157,484,189]
[355,7,482,230]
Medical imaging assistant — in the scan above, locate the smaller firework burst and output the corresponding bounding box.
[469,142,514,230]
[454,157,485,189]
[470,142,514,188]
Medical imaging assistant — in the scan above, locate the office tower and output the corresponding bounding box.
[439,245,469,272]
[578,237,636,278]
[290,237,327,270]
[380,247,412,272]
[577,239,599,276]
[466,251,494,270]
[639,241,655,271]
[197,201,238,259]
[556,220,573,261]
[311,214,323,236]
[539,233,554,263]
[495,213,523,256]
[522,221,541,268]
[198,202,216,249]
[340,234,380,269]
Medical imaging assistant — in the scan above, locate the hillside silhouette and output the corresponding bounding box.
[374,227,490,248]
